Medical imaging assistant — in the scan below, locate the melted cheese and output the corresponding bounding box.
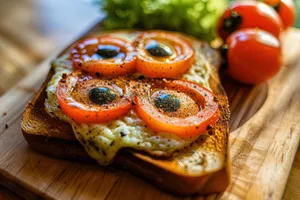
[45,32,211,165]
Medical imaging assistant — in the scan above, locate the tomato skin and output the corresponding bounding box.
[226,29,282,84]
[263,0,281,5]
[218,1,283,40]
[135,80,219,137]
[136,31,195,78]
[278,0,296,29]
[262,0,296,29]
[57,71,134,124]
[71,36,137,77]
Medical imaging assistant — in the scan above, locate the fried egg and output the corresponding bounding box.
[45,32,211,165]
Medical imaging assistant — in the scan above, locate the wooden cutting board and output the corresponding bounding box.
[0,23,299,200]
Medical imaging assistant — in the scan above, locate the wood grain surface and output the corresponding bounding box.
[0,21,299,199]
[0,0,101,96]
[0,186,23,200]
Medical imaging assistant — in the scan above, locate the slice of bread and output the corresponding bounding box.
[21,33,230,196]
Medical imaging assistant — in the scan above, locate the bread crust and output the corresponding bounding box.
[21,32,230,196]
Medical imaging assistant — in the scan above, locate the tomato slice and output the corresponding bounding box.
[71,36,137,76]
[135,79,219,137]
[135,31,195,78]
[57,71,134,123]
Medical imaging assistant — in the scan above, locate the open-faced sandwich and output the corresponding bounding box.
[21,30,230,195]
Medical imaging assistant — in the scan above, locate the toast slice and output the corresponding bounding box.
[21,33,230,196]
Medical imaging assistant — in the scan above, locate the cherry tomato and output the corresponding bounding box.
[57,71,134,123]
[71,36,137,77]
[135,31,195,78]
[278,0,296,29]
[218,1,283,40]
[226,29,282,84]
[262,0,296,29]
[135,79,219,137]
[263,0,281,5]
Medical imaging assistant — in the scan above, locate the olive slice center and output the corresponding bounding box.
[146,40,173,57]
[89,87,117,105]
[96,45,120,58]
[154,94,180,112]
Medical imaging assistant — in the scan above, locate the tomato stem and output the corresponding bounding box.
[272,3,281,12]
[221,11,242,34]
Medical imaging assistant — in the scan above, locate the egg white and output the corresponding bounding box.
[45,32,211,165]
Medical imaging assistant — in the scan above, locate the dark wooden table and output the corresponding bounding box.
[0,0,299,199]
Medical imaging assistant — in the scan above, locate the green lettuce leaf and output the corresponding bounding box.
[95,0,228,41]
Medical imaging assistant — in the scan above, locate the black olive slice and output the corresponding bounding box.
[96,45,120,58]
[89,87,117,105]
[154,94,180,112]
[145,40,173,57]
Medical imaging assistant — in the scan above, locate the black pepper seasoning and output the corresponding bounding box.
[120,132,126,137]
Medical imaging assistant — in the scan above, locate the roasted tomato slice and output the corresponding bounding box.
[71,36,137,76]
[57,71,134,123]
[135,79,219,137]
[135,31,195,78]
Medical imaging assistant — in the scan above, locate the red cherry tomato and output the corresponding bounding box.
[263,0,281,5]
[226,29,282,84]
[262,0,296,29]
[278,0,296,29]
[218,1,283,40]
